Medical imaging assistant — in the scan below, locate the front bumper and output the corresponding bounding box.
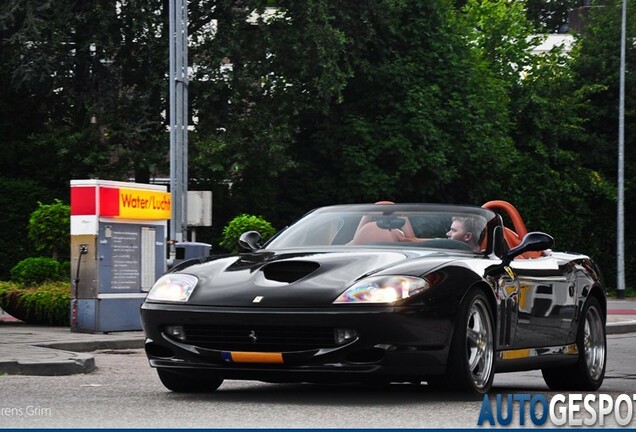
[140,302,455,383]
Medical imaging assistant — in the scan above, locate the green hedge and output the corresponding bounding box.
[10,257,65,286]
[0,281,70,326]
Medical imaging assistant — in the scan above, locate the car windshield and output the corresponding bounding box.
[265,204,498,253]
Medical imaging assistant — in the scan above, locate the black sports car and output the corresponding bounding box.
[140,201,607,395]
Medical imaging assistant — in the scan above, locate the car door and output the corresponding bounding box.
[509,256,576,349]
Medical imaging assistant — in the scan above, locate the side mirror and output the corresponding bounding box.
[238,231,262,251]
[504,232,554,263]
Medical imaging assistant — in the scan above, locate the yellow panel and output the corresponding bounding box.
[118,188,171,220]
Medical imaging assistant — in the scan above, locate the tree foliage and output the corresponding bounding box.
[565,0,636,287]
[0,0,170,184]
[28,200,70,260]
[0,0,633,290]
[458,1,613,272]
[191,0,517,220]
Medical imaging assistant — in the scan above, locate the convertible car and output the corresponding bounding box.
[140,201,606,395]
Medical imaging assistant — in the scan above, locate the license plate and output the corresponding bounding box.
[222,351,283,364]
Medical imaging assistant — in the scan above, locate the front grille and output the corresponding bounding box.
[178,325,338,352]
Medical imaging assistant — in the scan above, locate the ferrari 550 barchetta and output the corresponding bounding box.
[141,201,606,395]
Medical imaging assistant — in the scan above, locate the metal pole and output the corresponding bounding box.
[180,0,189,242]
[169,0,177,246]
[617,0,627,298]
[175,0,184,242]
[169,0,188,246]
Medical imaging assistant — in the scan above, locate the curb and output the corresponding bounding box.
[39,338,145,353]
[607,320,636,335]
[0,350,96,376]
[0,333,144,377]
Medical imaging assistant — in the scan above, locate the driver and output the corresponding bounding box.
[446,216,484,251]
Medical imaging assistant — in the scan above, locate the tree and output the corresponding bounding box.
[94,0,172,183]
[0,0,173,188]
[190,0,519,229]
[188,0,353,221]
[567,0,636,288]
[456,0,621,284]
[307,0,515,205]
[1,0,630,289]
[462,0,539,85]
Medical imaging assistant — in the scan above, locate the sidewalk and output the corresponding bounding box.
[1,300,635,377]
[0,320,143,376]
[605,298,636,334]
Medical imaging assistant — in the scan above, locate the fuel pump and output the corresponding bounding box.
[70,180,169,333]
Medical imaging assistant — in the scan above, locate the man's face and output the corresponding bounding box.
[447,220,469,242]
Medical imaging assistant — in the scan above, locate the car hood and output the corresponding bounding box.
[180,249,454,307]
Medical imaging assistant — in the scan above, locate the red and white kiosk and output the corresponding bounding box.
[70,180,170,332]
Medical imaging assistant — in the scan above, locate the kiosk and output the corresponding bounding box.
[70,180,170,333]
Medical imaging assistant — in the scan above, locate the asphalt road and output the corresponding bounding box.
[1,333,635,429]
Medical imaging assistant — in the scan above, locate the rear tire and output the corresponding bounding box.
[444,289,495,396]
[157,368,223,393]
[542,296,606,391]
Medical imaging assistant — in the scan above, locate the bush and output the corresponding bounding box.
[59,261,71,280]
[220,214,277,253]
[10,257,64,286]
[0,281,70,326]
[28,199,70,260]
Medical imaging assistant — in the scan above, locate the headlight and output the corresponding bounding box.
[146,274,198,303]
[333,275,430,304]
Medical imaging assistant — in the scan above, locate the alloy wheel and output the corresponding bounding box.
[584,304,605,382]
[466,298,494,390]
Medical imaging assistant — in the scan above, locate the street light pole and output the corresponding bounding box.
[617,0,626,298]
[169,0,189,248]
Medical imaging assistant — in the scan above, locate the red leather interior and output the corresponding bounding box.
[482,200,543,259]
[349,222,403,245]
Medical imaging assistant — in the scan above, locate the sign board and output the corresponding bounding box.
[187,190,212,226]
[71,180,171,222]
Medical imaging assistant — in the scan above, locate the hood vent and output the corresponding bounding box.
[262,261,320,283]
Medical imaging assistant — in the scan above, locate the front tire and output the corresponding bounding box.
[157,368,224,393]
[445,289,495,395]
[542,296,606,391]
